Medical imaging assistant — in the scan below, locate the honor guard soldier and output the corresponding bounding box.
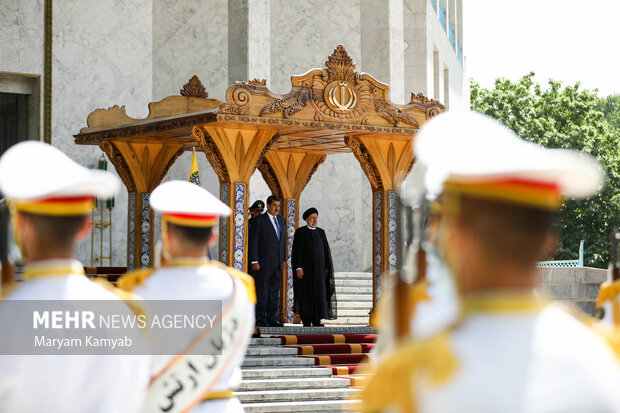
[361,111,620,413]
[0,141,150,413]
[117,180,256,413]
[247,199,264,276]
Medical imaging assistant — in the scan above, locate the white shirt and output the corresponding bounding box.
[417,303,620,413]
[267,212,280,237]
[0,259,151,413]
[132,262,255,413]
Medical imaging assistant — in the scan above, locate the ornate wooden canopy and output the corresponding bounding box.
[74,45,445,324]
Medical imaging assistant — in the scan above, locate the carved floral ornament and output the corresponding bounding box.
[219,45,446,127]
[180,75,208,98]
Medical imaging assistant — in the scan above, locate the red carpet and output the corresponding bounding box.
[325,364,367,375]
[270,333,375,384]
[285,343,374,355]
[301,353,369,366]
[275,334,377,345]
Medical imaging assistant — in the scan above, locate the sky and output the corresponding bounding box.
[463,0,620,97]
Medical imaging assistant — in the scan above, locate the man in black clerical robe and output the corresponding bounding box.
[292,207,336,326]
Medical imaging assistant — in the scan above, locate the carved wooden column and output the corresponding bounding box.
[345,135,414,324]
[100,141,185,270]
[193,125,279,271]
[257,151,326,323]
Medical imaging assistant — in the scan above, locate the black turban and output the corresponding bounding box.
[302,207,318,220]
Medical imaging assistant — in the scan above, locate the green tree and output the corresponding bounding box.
[596,94,620,131]
[470,73,620,268]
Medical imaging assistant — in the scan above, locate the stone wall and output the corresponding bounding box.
[1,0,466,271]
[52,0,153,266]
[0,0,44,75]
[537,267,607,315]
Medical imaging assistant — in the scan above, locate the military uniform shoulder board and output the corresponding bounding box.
[209,261,256,304]
[116,268,156,293]
[92,277,147,319]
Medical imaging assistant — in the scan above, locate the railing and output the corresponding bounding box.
[438,2,447,31]
[449,23,455,48]
[537,240,584,268]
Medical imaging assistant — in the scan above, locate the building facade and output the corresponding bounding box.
[0,0,465,272]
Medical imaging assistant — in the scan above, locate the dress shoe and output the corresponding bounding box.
[302,321,312,327]
[268,320,284,327]
[312,320,324,327]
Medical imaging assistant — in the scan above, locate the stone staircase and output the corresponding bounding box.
[329,272,373,325]
[237,328,375,412]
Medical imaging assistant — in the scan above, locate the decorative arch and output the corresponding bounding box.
[74,45,446,323]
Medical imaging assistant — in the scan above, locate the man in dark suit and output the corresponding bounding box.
[249,195,286,327]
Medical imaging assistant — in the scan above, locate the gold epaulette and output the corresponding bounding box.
[116,268,156,293]
[359,332,458,413]
[209,261,256,304]
[596,279,620,308]
[92,278,147,319]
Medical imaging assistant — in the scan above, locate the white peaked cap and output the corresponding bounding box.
[150,181,231,217]
[0,141,119,200]
[415,111,605,202]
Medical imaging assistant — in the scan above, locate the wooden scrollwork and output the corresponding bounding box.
[191,126,228,182]
[100,141,136,192]
[344,136,381,190]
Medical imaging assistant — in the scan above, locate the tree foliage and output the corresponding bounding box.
[471,73,620,268]
[595,94,620,131]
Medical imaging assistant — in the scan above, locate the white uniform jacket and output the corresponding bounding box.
[0,259,151,413]
[131,261,255,413]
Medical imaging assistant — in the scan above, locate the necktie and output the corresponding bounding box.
[273,216,280,240]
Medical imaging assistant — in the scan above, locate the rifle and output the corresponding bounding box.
[393,193,429,340]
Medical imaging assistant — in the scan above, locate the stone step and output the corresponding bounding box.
[336,293,373,302]
[239,377,351,391]
[242,367,333,380]
[334,309,372,317]
[242,356,315,367]
[337,301,373,309]
[326,317,369,326]
[236,388,360,403]
[245,346,298,356]
[250,337,282,346]
[257,325,376,335]
[242,399,356,412]
[335,279,371,287]
[334,272,372,280]
[335,286,373,294]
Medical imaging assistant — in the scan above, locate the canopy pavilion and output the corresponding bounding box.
[74,45,445,324]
